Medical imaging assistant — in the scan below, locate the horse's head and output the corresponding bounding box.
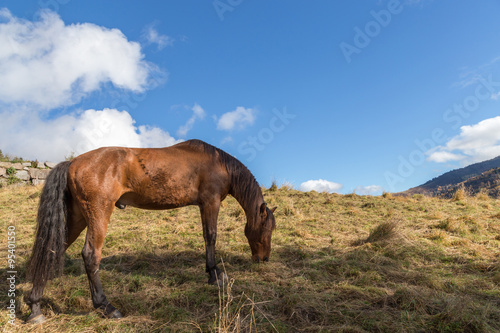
[245,203,277,262]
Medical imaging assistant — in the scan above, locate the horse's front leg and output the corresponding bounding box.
[200,201,226,285]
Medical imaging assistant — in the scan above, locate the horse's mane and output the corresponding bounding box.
[185,140,263,213]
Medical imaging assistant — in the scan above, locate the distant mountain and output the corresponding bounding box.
[402,155,500,197]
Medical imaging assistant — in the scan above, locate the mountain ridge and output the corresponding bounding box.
[402,155,500,197]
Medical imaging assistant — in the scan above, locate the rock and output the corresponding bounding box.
[15,170,30,181]
[1,165,16,178]
[36,161,45,168]
[29,168,51,180]
[32,179,46,186]
[11,163,24,170]
[22,162,32,167]
[0,178,7,187]
[0,162,11,168]
[45,162,57,169]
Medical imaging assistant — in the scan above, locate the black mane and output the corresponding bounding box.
[185,140,263,213]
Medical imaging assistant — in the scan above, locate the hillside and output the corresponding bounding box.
[1,186,499,332]
[434,168,500,199]
[403,155,500,197]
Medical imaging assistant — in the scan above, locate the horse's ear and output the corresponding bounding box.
[270,206,277,213]
[260,203,267,219]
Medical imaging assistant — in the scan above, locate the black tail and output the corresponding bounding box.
[28,161,72,287]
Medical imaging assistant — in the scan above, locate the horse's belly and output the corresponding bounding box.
[117,191,198,210]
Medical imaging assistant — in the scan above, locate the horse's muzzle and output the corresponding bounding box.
[253,256,269,263]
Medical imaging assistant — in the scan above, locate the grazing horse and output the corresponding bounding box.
[26,139,276,324]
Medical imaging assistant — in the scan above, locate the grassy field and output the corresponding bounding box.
[1,184,499,332]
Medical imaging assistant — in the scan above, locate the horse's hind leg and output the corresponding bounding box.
[66,203,87,250]
[80,202,122,319]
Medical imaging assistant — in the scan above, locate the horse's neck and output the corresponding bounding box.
[237,196,263,225]
[229,170,264,227]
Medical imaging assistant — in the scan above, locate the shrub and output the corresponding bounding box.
[65,152,76,161]
[6,167,16,176]
[0,151,24,163]
[6,167,21,185]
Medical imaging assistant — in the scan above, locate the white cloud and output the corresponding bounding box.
[217,106,256,131]
[427,151,464,163]
[142,24,173,50]
[299,179,343,193]
[220,136,233,145]
[0,108,180,162]
[454,56,500,89]
[137,125,179,148]
[0,8,156,109]
[354,185,383,195]
[427,116,500,164]
[0,10,178,162]
[177,103,206,137]
[491,91,500,100]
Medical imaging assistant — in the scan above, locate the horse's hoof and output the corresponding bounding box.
[97,304,123,319]
[115,202,126,209]
[26,314,46,324]
[108,309,123,319]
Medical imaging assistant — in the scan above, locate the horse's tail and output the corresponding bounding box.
[28,161,72,287]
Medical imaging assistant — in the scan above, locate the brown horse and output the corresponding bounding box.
[26,139,276,324]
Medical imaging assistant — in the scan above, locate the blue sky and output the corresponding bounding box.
[2,1,500,194]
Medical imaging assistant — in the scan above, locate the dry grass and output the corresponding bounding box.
[382,192,393,199]
[1,185,499,332]
[365,219,401,244]
[475,189,490,201]
[451,185,468,202]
